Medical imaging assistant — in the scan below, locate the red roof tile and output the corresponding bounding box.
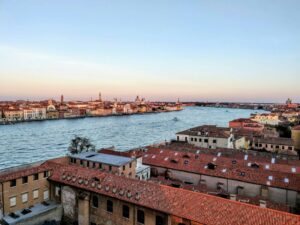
[48,161,300,225]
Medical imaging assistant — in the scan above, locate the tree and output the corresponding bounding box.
[68,136,96,154]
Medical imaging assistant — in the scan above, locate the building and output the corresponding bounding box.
[292,125,300,152]
[3,109,24,122]
[0,161,62,224]
[1,155,300,225]
[142,145,300,213]
[23,107,47,121]
[251,113,284,126]
[249,137,296,154]
[176,125,235,149]
[229,118,264,132]
[69,152,137,178]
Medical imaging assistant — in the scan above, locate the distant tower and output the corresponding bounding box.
[286,98,292,105]
[61,95,64,104]
[99,92,102,102]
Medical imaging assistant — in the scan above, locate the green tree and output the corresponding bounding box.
[68,136,96,154]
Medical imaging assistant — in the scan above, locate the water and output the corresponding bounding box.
[0,107,263,169]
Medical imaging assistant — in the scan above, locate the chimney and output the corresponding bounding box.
[230,194,237,201]
[259,200,267,208]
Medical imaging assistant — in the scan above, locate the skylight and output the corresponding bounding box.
[268,175,273,181]
[222,168,227,173]
[152,155,156,159]
[271,158,275,164]
[217,152,221,157]
[291,167,296,173]
[164,157,169,161]
[265,165,270,170]
[284,178,289,183]
[244,155,248,160]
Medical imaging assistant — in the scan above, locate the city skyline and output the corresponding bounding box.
[1,0,300,102]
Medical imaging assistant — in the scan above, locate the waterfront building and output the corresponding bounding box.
[176,125,235,149]
[1,154,299,225]
[23,107,47,121]
[3,109,24,122]
[69,152,137,178]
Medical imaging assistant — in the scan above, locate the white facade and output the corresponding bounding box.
[176,134,234,149]
[23,108,47,120]
[136,162,151,180]
[252,114,283,126]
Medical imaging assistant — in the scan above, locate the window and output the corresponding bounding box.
[22,193,28,203]
[33,173,39,180]
[191,138,194,141]
[55,186,61,196]
[92,196,98,208]
[137,210,145,224]
[107,200,113,213]
[22,176,28,184]
[123,165,125,171]
[33,189,39,199]
[99,163,102,169]
[90,223,96,225]
[156,216,164,225]
[204,139,208,143]
[93,162,96,168]
[213,139,217,144]
[44,190,49,200]
[109,165,112,172]
[123,205,130,218]
[129,163,132,168]
[199,138,202,142]
[44,171,49,178]
[87,161,90,167]
[10,179,16,187]
[10,197,16,207]
[80,160,84,166]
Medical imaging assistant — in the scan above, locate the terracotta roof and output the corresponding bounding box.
[48,161,300,225]
[142,147,300,192]
[0,162,50,182]
[176,125,231,138]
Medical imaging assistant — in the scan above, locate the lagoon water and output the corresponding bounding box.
[0,107,263,170]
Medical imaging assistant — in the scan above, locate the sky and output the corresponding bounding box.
[0,0,299,102]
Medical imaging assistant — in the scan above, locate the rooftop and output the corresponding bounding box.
[70,152,134,166]
[48,161,300,225]
[176,125,231,138]
[142,146,300,192]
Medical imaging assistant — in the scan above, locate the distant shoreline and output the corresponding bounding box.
[0,108,183,126]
